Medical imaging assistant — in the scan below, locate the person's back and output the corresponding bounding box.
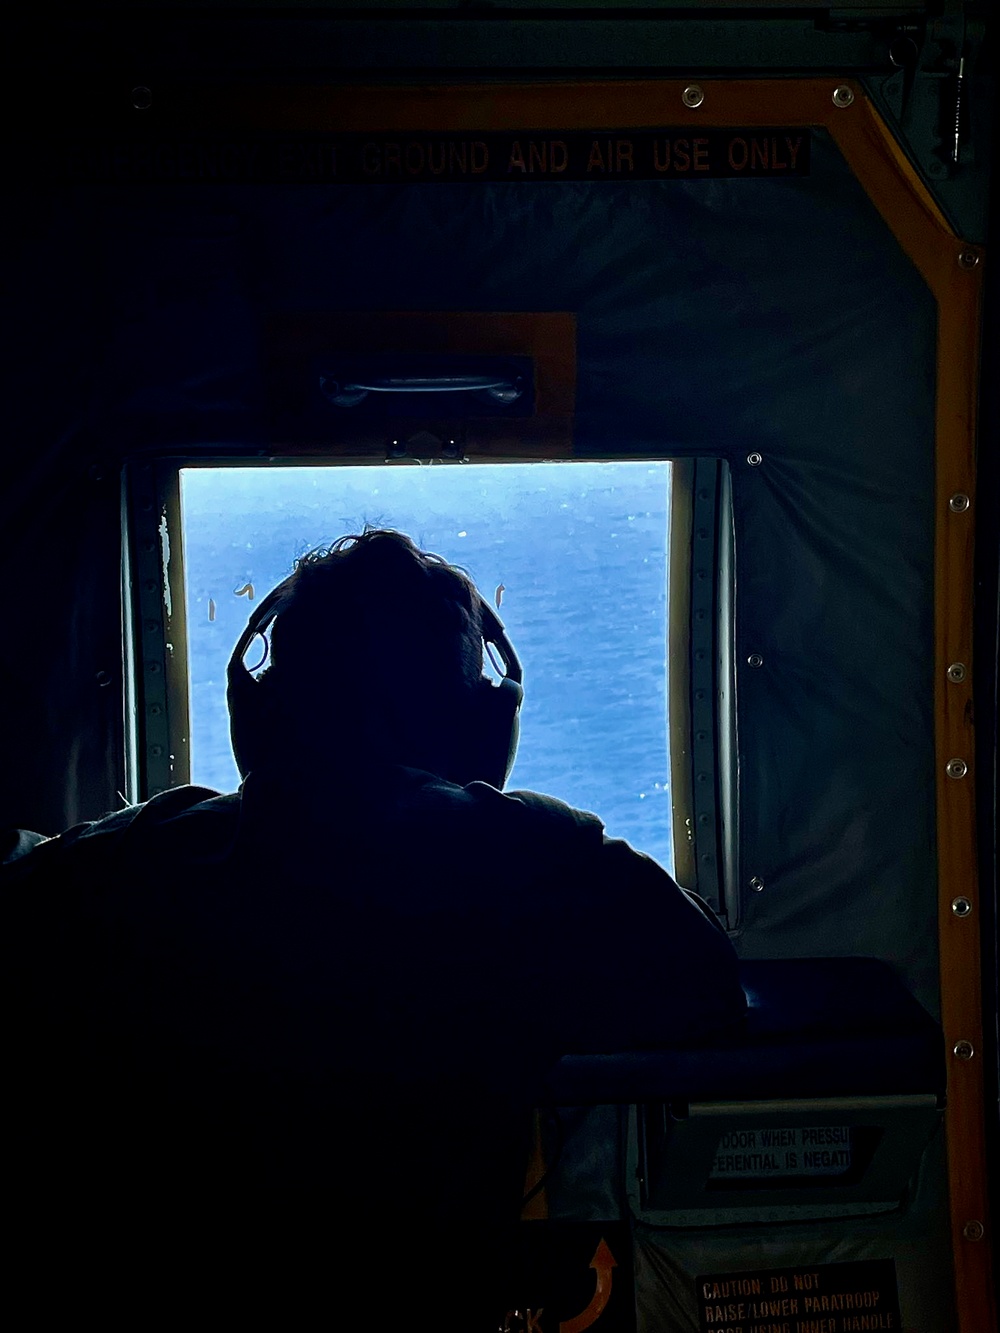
[2,531,744,1327]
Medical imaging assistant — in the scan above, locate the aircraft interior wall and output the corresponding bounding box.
[5,128,941,1006]
[2,11,995,1333]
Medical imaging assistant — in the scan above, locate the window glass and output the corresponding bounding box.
[180,461,673,871]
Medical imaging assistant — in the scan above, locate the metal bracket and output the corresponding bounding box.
[689,458,724,916]
[863,6,990,243]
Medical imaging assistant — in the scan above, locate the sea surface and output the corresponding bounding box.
[181,460,674,870]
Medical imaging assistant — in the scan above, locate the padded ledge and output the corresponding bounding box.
[545,957,944,1105]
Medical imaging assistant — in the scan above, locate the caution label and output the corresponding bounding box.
[696,1259,902,1333]
[710,1126,852,1180]
[35,128,811,184]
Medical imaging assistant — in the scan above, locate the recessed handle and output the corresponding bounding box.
[320,373,524,407]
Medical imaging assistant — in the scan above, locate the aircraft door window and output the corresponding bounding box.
[166,459,690,876]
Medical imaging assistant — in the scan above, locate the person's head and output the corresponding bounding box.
[227,529,522,788]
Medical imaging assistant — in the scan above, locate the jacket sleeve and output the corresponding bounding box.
[547,835,747,1054]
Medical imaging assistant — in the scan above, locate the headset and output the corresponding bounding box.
[227,573,524,790]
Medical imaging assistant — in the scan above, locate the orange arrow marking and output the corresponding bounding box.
[559,1239,617,1333]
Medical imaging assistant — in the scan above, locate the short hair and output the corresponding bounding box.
[260,529,485,763]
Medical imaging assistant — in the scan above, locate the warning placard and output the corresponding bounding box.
[709,1126,853,1180]
[696,1258,901,1333]
[25,129,811,185]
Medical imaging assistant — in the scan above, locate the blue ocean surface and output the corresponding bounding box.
[181,461,674,871]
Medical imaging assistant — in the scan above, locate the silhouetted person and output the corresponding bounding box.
[3,529,744,1327]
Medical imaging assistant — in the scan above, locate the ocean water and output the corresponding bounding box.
[180,460,674,871]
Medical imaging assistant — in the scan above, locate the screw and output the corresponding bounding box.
[151,745,164,758]
[132,86,152,110]
[963,1221,985,1242]
[949,493,970,512]
[832,86,855,108]
[682,85,705,109]
[747,452,763,467]
[747,653,764,669]
[928,162,944,177]
[947,662,967,683]
[946,758,968,779]
[149,703,162,716]
[147,661,161,675]
[953,1040,974,1060]
[94,670,111,688]
[750,876,765,893]
[958,249,981,269]
[951,897,972,918]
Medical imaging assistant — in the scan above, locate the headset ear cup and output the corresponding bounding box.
[501,680,521,786]
[227,669,276,781]
[227,670,256,780]
[469,677,523,789]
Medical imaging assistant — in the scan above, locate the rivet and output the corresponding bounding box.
[946,758,968,779]
[682,85,705,109]
[947,662,966,683]
[832,85,855,108]
[951,897,972,918]
[953,1040,974,1060]
[750,876,765,893]
[747,653,764,669]
[963,1221,985,1241]
[958,248,981,269]
[747,452,763,467]
[928,161,944,177]
[949,492,970,512]
[94,670,111,688]
[132,86,152,110]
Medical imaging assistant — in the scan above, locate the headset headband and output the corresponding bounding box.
[227,572,523,694]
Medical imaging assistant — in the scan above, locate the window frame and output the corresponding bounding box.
[126,448,734,914]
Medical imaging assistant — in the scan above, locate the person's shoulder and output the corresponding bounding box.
[2,785,235,879]
[480,784,606,836]
[460,782,613,863]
